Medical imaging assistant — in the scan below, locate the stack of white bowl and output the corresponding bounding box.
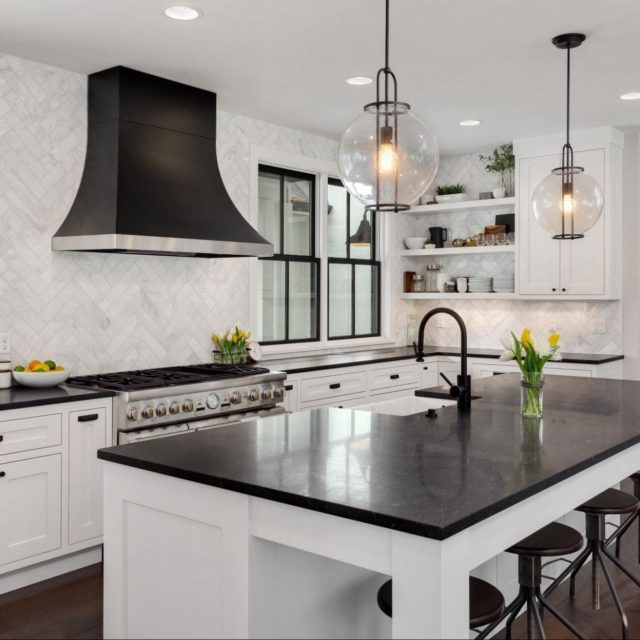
[468,276,492,293]
[492,274,515,293]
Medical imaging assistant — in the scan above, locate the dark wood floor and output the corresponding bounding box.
[3,497,640,639]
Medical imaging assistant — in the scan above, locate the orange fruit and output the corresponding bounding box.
[27,359,42,370]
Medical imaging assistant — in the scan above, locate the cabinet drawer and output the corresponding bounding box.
[299,371,367,404]
[301,394,367,410]
[0,413,62,456]
[368,364,419,392]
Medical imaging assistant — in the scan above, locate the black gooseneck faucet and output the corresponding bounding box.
[415,307,471,412]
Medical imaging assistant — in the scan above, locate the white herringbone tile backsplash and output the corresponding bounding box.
[391,154,622,354]
[0,53,337,373]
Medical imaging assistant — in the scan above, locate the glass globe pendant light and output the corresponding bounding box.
[532,33,604,239]
[337,0,439,212]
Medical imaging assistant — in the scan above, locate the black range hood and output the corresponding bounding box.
[52,66,273,258]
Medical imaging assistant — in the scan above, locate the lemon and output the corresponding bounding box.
[54,365,65,372]
[32,366,48,373]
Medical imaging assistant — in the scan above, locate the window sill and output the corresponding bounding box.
[261,337,397,360]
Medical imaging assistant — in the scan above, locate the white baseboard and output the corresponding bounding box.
[0,546,102,595]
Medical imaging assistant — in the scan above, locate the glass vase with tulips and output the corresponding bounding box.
[500,328,561,417]
[211,327,252,365]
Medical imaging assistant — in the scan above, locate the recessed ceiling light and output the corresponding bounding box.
[345,76,373,86]
[164,6,201,20]
[620,92,640,101]
[459,119,482,127]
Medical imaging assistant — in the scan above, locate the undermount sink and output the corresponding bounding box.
[353,395,456,416]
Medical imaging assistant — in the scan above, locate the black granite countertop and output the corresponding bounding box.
[0,385,115,411]
[265,346,623,374]
[99,374,640,540]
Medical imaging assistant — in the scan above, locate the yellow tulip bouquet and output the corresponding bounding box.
[211,326,252,365]
[500,328,561,417]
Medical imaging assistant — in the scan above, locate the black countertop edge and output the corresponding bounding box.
[267,347,624,374]
[0,386,116,411]
[98,432,640,541]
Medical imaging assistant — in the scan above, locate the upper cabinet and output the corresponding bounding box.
[515,128,622,300]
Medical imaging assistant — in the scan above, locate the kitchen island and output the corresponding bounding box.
[98,374,640,639]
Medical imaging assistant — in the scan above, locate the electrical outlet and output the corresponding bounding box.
[0,333,10,355]
[591,319,606,334]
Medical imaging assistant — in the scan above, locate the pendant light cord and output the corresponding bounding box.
[566,45,571,146]
[384,0,390,70]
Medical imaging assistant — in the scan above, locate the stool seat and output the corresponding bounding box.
[508,522,583,557]
[577,488,639,515]
[376,577,504,628]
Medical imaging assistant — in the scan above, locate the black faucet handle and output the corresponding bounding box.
[439,372,455,387]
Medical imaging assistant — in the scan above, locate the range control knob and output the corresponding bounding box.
[273,386,285,399]
[127,407,140,422]
[206,393,219,410]
[182,399,195,412]
[230,391,243,404]
[261,387,273,400]
[156,403,168,417]
[248,389,260,402]
[142,406,155,420]
[169,401,181,415]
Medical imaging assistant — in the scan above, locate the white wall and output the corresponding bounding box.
[391,152,623,354]
[0,53,336,373]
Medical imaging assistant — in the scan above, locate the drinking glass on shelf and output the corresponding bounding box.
[496,232,507,245]
[507,232,515,245]
[484,234,495,246]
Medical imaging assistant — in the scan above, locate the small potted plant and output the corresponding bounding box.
[212,326,252,365]
[500,328,561,417]
[480,143,515,197]
[435,183,466,203]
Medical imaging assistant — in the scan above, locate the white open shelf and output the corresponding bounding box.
[401,292,517,300]
[400,245,515,257]
[408,196,515,215]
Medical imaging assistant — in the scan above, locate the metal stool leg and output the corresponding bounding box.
[528,591,547,640]
[504,588,527,640]
[568,541,593,599]
[594,545,629,640]
[536,588,585,640]
[544,543,589,599]
[603,544,640,588]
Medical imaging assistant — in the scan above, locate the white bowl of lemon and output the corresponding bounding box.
[12,360,69,388]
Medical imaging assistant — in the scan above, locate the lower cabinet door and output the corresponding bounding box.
[69,409,107,544]
[0,454,62,565]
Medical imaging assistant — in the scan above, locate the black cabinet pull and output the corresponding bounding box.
[284,385,293,391]
[561,288,567,292]
[78,413,99,423]
[329,383,341,389]
[390,374,400,380]
[552,288,557,292]
[0,435,3,443]
[423,366,429,370]
[0,471,5,478]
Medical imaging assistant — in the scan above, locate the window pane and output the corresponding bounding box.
[350,197,373,260]
[355,264,379,335]
[258,260,286,342]
[289,261,318,340]
[329,263,352,337]
[284,175,313,256]
[258,171,281,253]
[327,182,348,258]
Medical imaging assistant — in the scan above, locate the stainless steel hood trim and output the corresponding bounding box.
[52,234,273,258]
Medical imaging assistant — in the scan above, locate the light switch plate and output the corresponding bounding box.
[0,333,10,354]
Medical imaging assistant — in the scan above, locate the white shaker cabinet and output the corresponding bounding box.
[515,128,622,299]
[68,408,107,544]
[0,454,62,566]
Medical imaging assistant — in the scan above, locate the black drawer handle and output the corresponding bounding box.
[329,383,341,389]
[78,413,99,423]
[0,471,5,478]
[562,288,567,292]
[390,374,400,380]
[423,366,429,370]
[0,435,3,443]
[284,385,293,391]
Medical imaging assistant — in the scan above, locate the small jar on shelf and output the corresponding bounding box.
[411,273,426,293]
[425,264,440,292]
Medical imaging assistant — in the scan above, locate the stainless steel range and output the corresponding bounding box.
[67,364,287,444]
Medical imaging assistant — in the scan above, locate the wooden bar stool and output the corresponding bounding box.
[376,575,505,635]
[545,488,640,640]
[477,522,585,640]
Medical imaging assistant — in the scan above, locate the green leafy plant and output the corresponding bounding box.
[436,183,465,196]
[480,144,515,195]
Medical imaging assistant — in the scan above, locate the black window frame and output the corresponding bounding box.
[258,164,320,345]
[327,178,381,340]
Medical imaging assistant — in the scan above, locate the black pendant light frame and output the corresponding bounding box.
[363,0,411,214]
[551,32,586,240]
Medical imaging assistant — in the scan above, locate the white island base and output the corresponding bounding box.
[103,442,640,640]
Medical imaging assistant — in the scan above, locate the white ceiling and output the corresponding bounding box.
[2,0,640,154]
